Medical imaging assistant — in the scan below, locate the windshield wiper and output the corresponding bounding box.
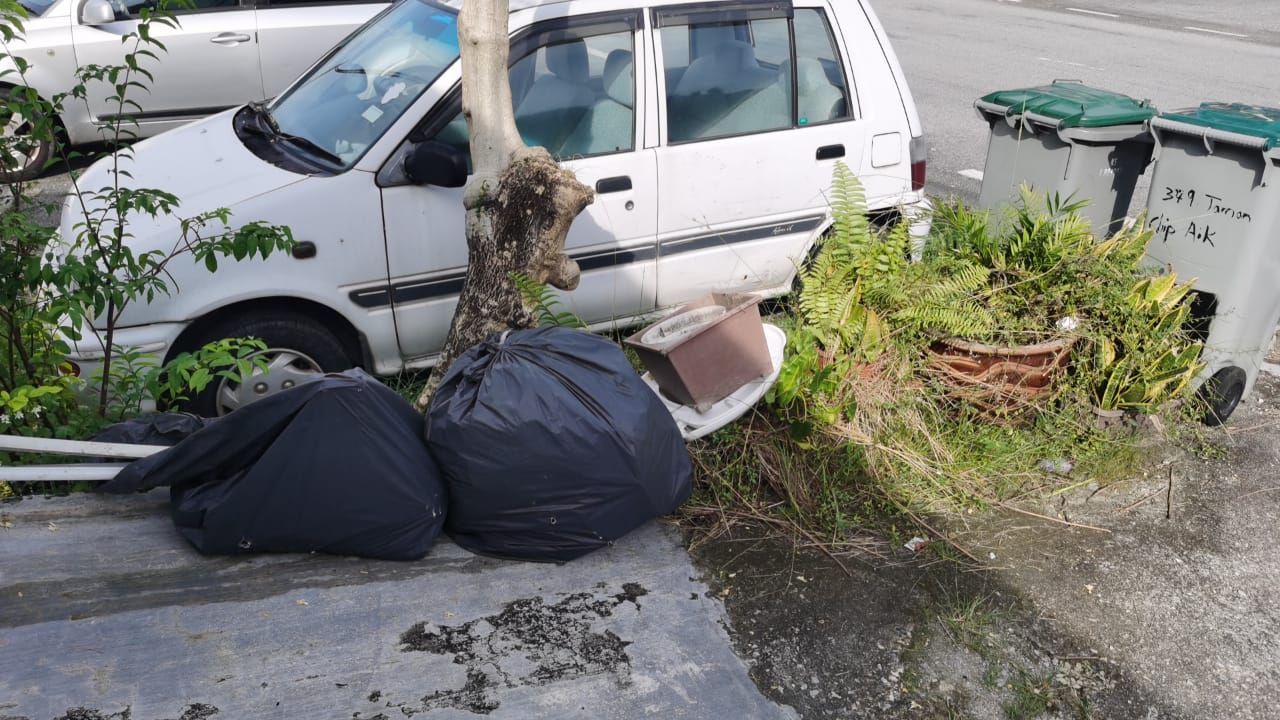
[240,101,342,166]
[276,131,342,166]
[239,101,276,137]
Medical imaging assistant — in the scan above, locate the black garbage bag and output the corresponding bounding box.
[87,412,214,462]
[425,327,693,562]
[101,369,447,561]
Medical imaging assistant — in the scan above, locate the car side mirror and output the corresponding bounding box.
[404,141,468,188]
[80,0,117,25]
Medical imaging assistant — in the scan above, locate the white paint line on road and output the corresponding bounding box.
[1066,7,1119,18]
[959,169,984,182]
[1037,56,1107,72]
[1261,361,1280,378]
[1184,26,1249,38]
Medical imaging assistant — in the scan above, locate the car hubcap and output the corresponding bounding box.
[214,347,325,416]
[0,110,37,172]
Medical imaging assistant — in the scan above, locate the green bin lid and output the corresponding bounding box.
[1156,103,1280,149]
[979,81,1156,128]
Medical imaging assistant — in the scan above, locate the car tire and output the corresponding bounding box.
[176,310,358,418]
[0,86,53,182]
[1200,366,1247,427]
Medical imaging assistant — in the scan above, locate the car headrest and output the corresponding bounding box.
[603,49,634,107]
[796,57,832,93]
[676,40,777,95]
[545,38,588,84]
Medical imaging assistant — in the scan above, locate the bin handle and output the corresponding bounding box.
[1023,111,1064,133]
[975,99,1039,134]
[1149,116,1269,153]
[974,98,1017,127]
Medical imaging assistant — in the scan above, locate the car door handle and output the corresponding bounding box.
[816,144,845,160]
[210,32,252,46]
[595,176,632,194]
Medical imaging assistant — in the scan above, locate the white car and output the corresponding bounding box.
[0,0,387,179]
[61,0,931,416]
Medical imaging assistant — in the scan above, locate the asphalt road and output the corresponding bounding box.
[874,0,1280,204]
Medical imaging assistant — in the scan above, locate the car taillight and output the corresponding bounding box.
[909,135,928,191]
[60,361,80,377]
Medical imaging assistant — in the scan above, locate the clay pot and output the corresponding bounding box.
[927,335,1079,420]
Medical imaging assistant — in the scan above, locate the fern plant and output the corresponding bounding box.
[771,164,916,424]
[913,187,1113,344]
[795,163,895,362]
[511,272,587,329]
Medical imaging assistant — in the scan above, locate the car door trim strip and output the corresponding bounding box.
[98,106,237,122]
[657,215,824,256]
[348,215,824,308]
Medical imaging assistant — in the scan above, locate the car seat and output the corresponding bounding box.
[669,40,789,141]
[560,48,635,158]
[513,38,595,154]
[790,57,845,125]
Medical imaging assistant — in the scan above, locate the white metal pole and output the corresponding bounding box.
[0,434,166,459]
[0,463,128,482]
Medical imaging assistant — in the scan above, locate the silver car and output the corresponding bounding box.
[0,0,388,179]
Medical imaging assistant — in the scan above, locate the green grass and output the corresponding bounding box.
[682,356,1176,558]
[1002,670,1058,720]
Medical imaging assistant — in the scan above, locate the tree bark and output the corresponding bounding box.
[414,0,592,412]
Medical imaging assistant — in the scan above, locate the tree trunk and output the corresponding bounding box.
[413,0,593,413]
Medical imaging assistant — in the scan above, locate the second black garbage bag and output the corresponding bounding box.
[425,327,693,562]
[101,369,448,561]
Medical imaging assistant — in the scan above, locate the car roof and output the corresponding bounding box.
[433,0,587,10]
[437,0,804,14]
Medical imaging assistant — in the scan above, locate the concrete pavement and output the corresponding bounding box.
[0,490,795,720]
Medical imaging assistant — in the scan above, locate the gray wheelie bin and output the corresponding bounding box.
[975,81,1157,236]
[1143,102,1280,425]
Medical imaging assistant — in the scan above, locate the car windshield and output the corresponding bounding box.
[19,0,58,15]
[266,0,459,170]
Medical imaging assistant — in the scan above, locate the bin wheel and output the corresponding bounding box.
[1200,366,1247,427]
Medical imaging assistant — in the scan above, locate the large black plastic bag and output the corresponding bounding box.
[101,369,447,561]
[425,327,693,562]
[91,411,213,447]
[86,412,214,463]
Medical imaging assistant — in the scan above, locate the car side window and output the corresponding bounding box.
[429,20,637,166]
[659,4,853,143]
[660,17,792,143]
[792,8,851,126]
[109,0,241,20]
[257,0,388,6]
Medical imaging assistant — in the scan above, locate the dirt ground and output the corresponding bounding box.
[690,371,1280,720]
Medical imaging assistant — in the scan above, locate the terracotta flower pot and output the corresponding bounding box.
[927,335,1079,420]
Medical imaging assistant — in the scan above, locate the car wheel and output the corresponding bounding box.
[0,88,53,182]
[177,310,358,417]
[1200,366,1247,427]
